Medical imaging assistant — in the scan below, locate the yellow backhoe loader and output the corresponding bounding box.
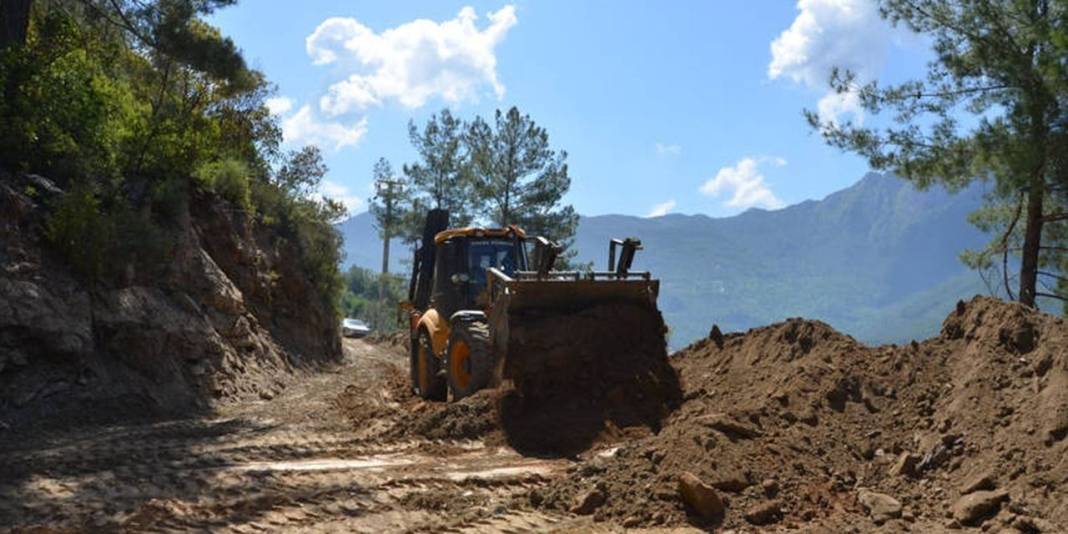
[403,209,663,402]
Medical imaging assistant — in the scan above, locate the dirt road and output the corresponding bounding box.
[0,339,620,533]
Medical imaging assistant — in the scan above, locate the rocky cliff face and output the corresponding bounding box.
[0,172,341,429]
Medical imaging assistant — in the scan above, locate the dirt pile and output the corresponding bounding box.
[499,303,681,455]
[530,296,1068,531]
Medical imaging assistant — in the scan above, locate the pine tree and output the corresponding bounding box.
[807,0,1068,309]
[466,107,579,258]
[368,157,409,274]
[403,108,474,227]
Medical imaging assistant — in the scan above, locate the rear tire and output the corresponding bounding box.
[446,321,494,401]
[412,329,446,401]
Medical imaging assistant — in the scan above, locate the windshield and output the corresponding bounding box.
[468,239,519,288]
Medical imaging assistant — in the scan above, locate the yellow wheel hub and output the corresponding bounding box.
[450,340,471,391]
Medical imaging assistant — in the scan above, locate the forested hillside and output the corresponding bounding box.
[574,173,989,347]
[338,172,990,347]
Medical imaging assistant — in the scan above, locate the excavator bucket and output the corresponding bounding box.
[486,267,679,454]
[487,268,666,392]
[494,273,659,315]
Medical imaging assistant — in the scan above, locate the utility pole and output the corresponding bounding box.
[374,177,405,303]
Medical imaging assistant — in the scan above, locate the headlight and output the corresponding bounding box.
[450,273,469,284]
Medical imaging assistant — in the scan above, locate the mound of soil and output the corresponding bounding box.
[499,303,681,456]
[530,297,1068,531]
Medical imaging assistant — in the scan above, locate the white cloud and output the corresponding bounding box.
[817,90,863,125]
[306,6,517,115]
[655,142,681,156]
[280,105,368,151]
[265,96,293,116]
[769,0,893,123]
[647,199,676,218]
[321,180,363,213]
[700,157,785,211]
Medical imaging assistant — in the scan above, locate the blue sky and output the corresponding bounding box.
[211,1,927,218]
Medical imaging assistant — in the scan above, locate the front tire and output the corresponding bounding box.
[412,329,446,401]
[446,321,494,401]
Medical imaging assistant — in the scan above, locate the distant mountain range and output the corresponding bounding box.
[336,172,991,349]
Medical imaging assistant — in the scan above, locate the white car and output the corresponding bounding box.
[341,318,371,338]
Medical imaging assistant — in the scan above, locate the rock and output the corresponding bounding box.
[960,471,996,494]
[1012,515,1056,532]
[761,478,780,497]
[569,487,605,515]
[699,414,762,439]
[711,474,750,493]
[744,500,782,525]
[858,490,902,525]
[677,472,724,519]
[952,490,1009,526]
[889,452,920,478]
[0,278,93,356]
[919,443,951,471]
[708,324,724,349]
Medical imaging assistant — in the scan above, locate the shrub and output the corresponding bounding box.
[46,187,170,282]
[46,188,113,280]
[194,158,252,211]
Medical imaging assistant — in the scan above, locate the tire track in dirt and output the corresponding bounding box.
[0,339,584,533]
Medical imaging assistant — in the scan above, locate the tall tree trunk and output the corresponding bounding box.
[0,0,31,49]
[1019,178,1045,307]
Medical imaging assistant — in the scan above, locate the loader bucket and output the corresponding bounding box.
[486,269,680,455]
[496,276,660,314]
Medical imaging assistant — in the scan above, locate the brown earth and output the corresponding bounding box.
[0,339,593,533]
[531,296,1068,532]
[2,295,1065,533]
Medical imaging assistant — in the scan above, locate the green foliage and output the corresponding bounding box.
[339,265,406,332]
[368,157,411,243]
[194,158,251,210]
[0,2,346,312]
[466,107,580,266]
[0,11,142,182]
[399,106,579,266]
[46,187,169,282]
[403,108,475,228]
[45,189,111,279]
[256,147,347,308]
[806,0,1068,309]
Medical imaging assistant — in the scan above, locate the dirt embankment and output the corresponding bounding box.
[0,172,341,429]
[525,296,1067,531]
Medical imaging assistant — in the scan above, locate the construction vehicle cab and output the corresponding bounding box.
[405,208,657,402]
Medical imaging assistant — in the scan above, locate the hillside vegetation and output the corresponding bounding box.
[338,173,991,348]
[0,1,346,425]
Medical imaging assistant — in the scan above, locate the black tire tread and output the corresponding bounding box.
[414,329,446,401]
